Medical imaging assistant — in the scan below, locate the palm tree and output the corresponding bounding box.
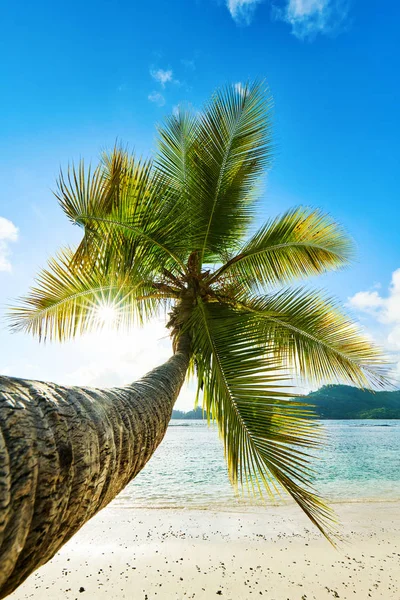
[0,82,387,598]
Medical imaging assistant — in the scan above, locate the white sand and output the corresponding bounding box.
[9,501,400,599]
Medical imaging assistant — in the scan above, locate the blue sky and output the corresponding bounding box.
[0,0,399,405]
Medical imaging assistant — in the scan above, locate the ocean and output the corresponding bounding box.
[116,420,400,509]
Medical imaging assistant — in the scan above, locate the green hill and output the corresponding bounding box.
[171,386,400,420]
[304,385,400,419]
[171,407,205,419]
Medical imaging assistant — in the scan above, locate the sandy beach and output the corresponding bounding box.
[9,500,399,600]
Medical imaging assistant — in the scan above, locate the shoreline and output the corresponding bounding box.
[10,500,400,599]
[112,495,400,510]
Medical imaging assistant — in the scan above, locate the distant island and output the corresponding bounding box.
[172,385,400,420]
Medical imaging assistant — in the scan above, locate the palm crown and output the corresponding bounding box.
[11,82,388,540]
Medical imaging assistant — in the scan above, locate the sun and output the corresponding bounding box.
[95,303,118,326]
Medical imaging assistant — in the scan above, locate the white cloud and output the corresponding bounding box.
[148,91,166,107]
[0,216,18,272]
[348,269,400,383]
[1,315,197,411]
[0,217,18,242]
[274,0,349,40]
[349,269,400,339]
[150,68,173,88]
[348,290,385,315]
[62,317,197,411]
[227,0,262,24]
[64,319,171,388]
[226,0,349,38]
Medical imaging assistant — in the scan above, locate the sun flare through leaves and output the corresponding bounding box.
[95,302,118,327]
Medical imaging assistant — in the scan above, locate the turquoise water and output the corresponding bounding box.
[116,420,400,509]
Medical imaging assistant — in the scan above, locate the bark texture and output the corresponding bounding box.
[0,338,190,599]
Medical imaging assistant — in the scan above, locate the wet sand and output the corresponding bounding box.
[10,501,400,599]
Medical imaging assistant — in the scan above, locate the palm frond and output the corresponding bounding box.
[197,81,273,261]
[156,107,199,199]
[55,148,190,277]
[8,248,171,341]
[155,107,205,253]
[187,300,337,541]
[155,81,273,262]
[231,287,390,389]
[55,146,136,223]
[209,207,355,289]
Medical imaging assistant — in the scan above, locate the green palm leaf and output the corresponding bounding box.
[56,148,189,277]
[154,82,274,262]
[196,81,273,261]
[156,107,200,200]
[232,287,389,389]
[155,107,207,253]
[8,248,171,341]
[209,207,354,289]
[188,301,337,540]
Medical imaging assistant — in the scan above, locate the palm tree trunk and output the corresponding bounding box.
[0,336,190,599]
